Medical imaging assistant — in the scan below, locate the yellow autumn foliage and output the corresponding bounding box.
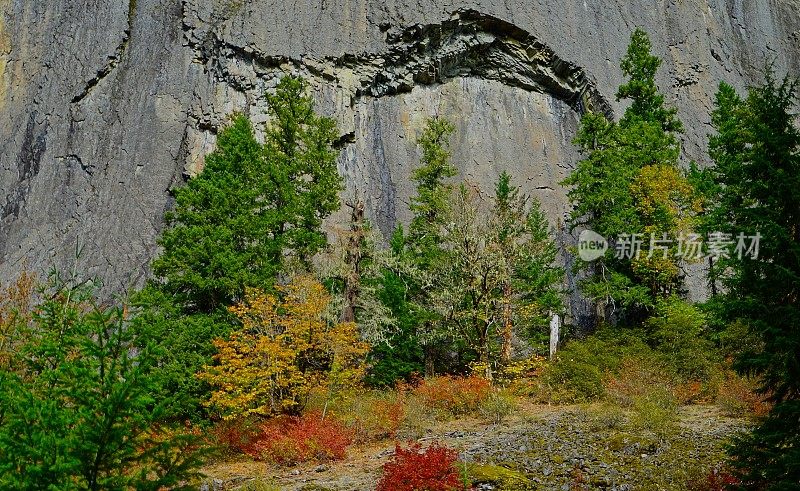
[631,164,699,235]
[630,164,700,296]
[198,275,369,419]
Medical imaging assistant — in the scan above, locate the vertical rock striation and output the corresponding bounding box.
[0,0,797,320]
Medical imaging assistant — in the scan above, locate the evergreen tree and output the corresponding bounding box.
[399,118,458,376]
[704,71,800,488]
[563,28,696,323]
[0,274,203,490]
[153,76,342,313]
[144,75,342,420]
[365,227,425,386]
[495,173,565,350]
[616,29,682,133]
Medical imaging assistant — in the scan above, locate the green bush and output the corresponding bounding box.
[716,319,763,359]
[541,327,651,402]
[630,385,678,436]
[646,297,717,381]
[478,390,517,424]
[583,404,628,432]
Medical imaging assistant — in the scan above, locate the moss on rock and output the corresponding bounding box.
[464,463,533,490]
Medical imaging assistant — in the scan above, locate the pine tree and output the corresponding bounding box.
[563,28,696,323]
[400,118,458,376]
[0,274,203,490]
[616,29,682,133]
[704,71,800,488]
[144,75,342,420]
[365,227,425,386]
[153,76,342,313]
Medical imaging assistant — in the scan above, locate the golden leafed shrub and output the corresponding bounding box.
[199,275,369,419]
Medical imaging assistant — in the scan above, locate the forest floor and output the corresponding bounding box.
[199,400,748,491]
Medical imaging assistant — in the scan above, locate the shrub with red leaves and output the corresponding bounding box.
[413,376,491,415]
[376,443,463,491]
[210,417,262,455]
[213,411,353,464]
[688,467,741,491]
[251,411,354,463]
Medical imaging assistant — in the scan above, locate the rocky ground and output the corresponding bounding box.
[200,402,748,491]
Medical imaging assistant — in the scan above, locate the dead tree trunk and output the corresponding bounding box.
[340,200,365,324]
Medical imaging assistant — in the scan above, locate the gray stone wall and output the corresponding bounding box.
[0,0,797,318]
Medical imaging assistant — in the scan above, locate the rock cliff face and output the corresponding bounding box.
[0,0,798,315]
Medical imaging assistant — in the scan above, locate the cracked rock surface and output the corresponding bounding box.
[0,0,798,313]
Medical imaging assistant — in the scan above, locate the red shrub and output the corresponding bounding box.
[377,443,463,491]
[688,467,741,491]
[413,376,491,415]
[211,412,353,464]
[210,417,262,455]
[250,411,353,464]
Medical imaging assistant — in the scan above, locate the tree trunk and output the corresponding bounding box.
[500,281,513,363]
[340,200,364,323]
[549,313,560,360]
[708,256,718,297]
[424,344,435,377]
[479,325,492,380]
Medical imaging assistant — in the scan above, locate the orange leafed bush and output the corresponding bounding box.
[255,411,353,463]
[716,371,771,418]
[211,412,353,463]
[674,380,706,404]
[209,418,263,456]
[604,357,671,407]
[376,443,463,491]
[413,375,491,415]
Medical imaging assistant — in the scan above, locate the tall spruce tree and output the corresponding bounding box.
[143,75,342,419]
[704,72,800,488]
[563,29,696,323]
[400,118,458,376]
[153,76,342,313]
